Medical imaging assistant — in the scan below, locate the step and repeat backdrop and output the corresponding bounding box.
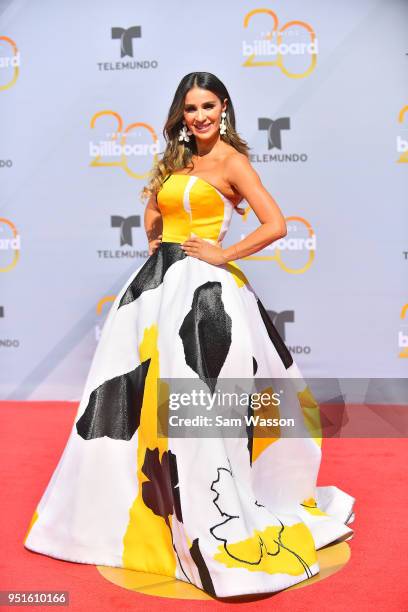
[1,0,407,402]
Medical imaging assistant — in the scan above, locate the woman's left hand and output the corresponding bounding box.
[181,236,226,266]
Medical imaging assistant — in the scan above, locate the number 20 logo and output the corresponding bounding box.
[242,8,317,79]
[90,111,159,179]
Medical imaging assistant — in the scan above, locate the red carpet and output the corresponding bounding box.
[1,401,407,611]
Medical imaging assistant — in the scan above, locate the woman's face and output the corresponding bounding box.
[183,87,227,140]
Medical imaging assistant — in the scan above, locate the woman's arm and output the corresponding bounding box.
[144,191,163,255]
[221,154,287,263]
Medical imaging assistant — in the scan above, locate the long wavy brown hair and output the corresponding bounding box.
[140,71,251,212]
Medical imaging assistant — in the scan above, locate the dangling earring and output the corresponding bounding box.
[178,120,193,142]
[219,111,227,135]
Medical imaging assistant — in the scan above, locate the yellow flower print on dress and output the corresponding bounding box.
[210,460,317,577]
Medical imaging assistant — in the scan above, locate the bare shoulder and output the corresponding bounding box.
[224,151,251,171]
[223,151,260,187]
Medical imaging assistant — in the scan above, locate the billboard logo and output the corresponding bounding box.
[95,296,116,342]
[397,106,408,163]
[240,216,316,273]
[242,8,318,78]
[399,303,408,358]
[89,111,160,179]
[0,36,20,90]
[0,218,20,272]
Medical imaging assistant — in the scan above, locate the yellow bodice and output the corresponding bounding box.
[157,174,235,245]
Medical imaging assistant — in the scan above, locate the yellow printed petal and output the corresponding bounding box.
[214,522,317,576]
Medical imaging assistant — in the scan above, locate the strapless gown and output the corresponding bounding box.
[23,173,355,598]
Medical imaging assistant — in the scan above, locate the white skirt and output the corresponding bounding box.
[23,241,355,598]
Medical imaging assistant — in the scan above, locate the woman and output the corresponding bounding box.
[24,72,355,598]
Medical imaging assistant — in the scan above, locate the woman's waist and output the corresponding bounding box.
[160,218,227,245]
[161,235,221,246]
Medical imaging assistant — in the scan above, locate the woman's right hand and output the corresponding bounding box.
[148,234,162,256]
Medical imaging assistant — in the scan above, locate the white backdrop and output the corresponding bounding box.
[1,0,407,401]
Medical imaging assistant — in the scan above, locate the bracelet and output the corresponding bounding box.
[233,244,239,260]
